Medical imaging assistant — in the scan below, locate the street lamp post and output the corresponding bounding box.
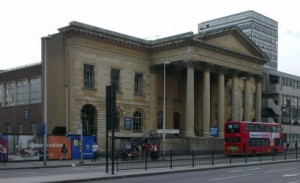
[163,62,170,157]
[43,35,51,167]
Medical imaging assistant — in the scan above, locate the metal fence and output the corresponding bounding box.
[115,148,299,172]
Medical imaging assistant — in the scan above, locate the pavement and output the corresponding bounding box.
[0,158,295,183]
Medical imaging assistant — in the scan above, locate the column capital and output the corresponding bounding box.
[183,60,195,68]
[254,74,263,82]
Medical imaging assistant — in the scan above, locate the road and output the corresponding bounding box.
[89,161,300,183]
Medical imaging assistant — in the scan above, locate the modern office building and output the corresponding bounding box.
[0,64,42,134]
[198,10,278,70]
[262,69,300,144]
[37,21,268,150]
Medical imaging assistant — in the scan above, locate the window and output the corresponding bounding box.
[84,64,94,88]
[157,111,163,129]
[18,123,24,134]
[134,73,143,94]
[29,78,41,104]
[30,122,37,134]
[133,111,143,132]
[111,69,120,91]
[5,82,14,107]
[225,124,240,133]
[3,123,11,133]
[17,80,27,105]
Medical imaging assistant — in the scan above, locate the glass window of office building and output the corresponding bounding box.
[29,78,41,104]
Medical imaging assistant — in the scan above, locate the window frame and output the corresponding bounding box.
[84,64,94,88]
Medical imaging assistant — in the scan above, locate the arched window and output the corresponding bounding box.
[157,111,163,129]
[133,111,143,132]
[81,104,97,136]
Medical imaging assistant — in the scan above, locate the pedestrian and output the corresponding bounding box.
[2,145,7,166]
[121,144,127,161]
[151,143,158,160]
[0,146,2,165]
[285,142,290,152]
[60,144,68,160]
[92,142,99,162]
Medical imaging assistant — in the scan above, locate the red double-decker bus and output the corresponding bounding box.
[224,121,284,156]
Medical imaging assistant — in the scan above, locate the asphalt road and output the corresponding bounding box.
[90,161,300,183]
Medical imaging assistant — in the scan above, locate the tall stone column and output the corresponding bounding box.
[185,61,195,137]
[231,71,239,121]
[255,76,262,122]
[203,66,210,136]
[218,68,225,137]
[244,75,251,121]
[149,65,158,130]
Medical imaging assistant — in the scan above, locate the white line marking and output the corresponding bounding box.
[228,168,260,172]
[266,168,296,173]
[19,172,36,174]
[283,173,300,177]
[209,174,251,181]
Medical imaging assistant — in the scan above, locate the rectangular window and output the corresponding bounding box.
[17,80,27,105]
[134,73,143,94]
[30,122,37,134]
[5,82,14,107]
[29,78,41,104]
[3,123,11,133]
[84,64,94,88]
[111,69,120,91]
[18,123,24,134]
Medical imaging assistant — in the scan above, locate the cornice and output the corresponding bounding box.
[59,22,268,65]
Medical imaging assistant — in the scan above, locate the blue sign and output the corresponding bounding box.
[210,128,218,137]
[124,117,132,130]
[39,124,45,135]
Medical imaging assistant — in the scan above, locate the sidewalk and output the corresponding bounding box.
[0,158,295,183]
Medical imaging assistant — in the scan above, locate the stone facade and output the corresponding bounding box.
[43,22,268,149]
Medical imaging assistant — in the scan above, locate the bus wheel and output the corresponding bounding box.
[251,150,256,157]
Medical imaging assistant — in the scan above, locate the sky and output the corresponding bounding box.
[1,0,300,76]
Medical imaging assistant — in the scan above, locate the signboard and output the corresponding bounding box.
[39,124,45,135]
[124,117,132,130]
[210,128,218,137]
[250,132,280,138]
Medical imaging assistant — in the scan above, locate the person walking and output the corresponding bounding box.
[2,145,7,166]
[92,142,99,162]
[60,144,68,160]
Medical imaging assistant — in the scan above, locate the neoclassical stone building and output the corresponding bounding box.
[43,22,268,149]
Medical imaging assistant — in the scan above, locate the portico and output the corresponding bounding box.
[149,27,268,138]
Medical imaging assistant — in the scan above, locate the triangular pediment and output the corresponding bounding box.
[197,26,267,59]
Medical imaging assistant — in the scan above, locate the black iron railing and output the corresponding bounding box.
[115,148,299,172]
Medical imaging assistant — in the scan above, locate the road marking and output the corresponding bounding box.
[266,168,296,173]
[19,172,36,174]
[209,174,251,181]
[228,168,260,172]
[288,181,300,183]
[283,173,300,177]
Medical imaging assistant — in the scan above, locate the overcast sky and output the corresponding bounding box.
[1,0,300,76]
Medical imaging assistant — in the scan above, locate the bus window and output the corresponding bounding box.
[249,124,255,131]
[225,124,240,133]
[225,137,240,143]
